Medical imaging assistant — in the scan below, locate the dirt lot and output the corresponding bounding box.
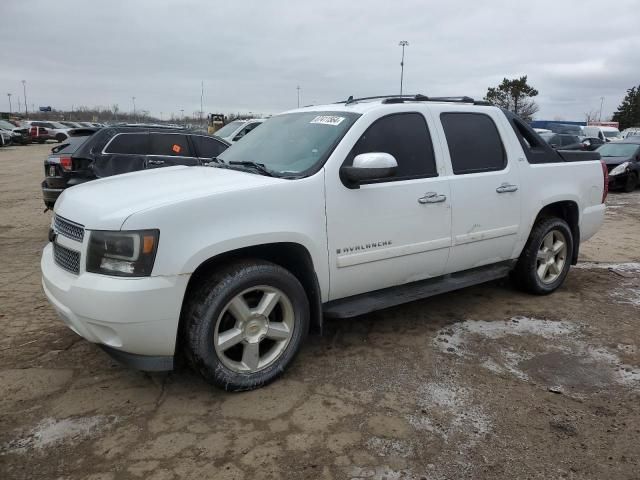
[1,143,639,480]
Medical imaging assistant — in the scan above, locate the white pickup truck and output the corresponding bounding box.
[41,95,607,391]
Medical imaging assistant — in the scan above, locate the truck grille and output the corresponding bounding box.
[53,243,81,274]
[54,215,85,242]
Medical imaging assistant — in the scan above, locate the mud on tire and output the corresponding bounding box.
[512,217,573,295]
[183,260,309,391]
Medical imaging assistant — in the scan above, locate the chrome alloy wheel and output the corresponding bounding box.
[213,286,295,373]
[536,230,567,284]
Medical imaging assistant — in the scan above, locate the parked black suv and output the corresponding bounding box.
[41,125,230,208]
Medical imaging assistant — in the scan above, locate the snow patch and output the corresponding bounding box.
[366,437,414,458]
[574,262,640,272]
[4,416,117,453]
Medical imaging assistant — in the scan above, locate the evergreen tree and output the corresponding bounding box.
[612,85,640,130]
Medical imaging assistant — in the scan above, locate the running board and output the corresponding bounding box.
[322,261,514,319]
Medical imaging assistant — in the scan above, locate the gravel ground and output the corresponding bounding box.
[1,143,639,480]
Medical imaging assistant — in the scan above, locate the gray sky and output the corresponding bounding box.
[2,0,638,121]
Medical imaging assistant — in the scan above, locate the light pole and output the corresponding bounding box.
[180,109,184,125]
[200,80,204,127]
[21,80,27,116]
[297,85,301,108]
[398,41,409,95]
[132,96,136,121]
[7,93,12,114]
[598,96,604,122]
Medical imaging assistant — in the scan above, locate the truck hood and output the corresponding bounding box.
[54,166,284,230]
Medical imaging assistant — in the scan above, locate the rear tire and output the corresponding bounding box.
[512,217,573,295]
[183,260,309,391]
[623,172,638,193]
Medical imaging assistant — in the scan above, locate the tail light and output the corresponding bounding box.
[60,156,73,171]
[600,160,608,203]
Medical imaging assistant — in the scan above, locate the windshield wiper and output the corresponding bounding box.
[205,156,226,166]
[228,161,278,177]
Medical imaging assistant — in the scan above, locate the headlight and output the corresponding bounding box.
[86,230,159,277]
[609,162,630,176]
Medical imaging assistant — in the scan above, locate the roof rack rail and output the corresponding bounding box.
[337,94,492,106]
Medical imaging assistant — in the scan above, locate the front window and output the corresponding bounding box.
[597,143,639,157]
[214,120,245,138]
[0,120,15,130]
[217,111,360,176]
[603,130,621,138]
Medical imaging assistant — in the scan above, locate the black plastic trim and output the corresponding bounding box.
[323,261,515,319]
[99,344,174,371]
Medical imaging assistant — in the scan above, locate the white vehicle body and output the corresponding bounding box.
[622,128,640,139]
[583,125,622,142]
[42,98,606,373]
[213,118,265,143]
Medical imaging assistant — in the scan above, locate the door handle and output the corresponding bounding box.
[147,159,165,165]
[418,192,447,204]
[496,183,518,193]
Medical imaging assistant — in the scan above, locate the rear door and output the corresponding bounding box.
[436,110,522,273]
[146,133,199,168]
[97,132,149,177]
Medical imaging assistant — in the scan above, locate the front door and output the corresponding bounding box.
[325,112,452,300]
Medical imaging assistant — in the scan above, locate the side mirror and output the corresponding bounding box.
[550,144,558,149]
[340,152,398,189]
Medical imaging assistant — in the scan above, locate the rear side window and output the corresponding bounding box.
[346,112,437,181]
[191,135,228,158]
[441,113,506,174]
[149,134,192,156]
[51,135,93,155]
[104,133,149,154]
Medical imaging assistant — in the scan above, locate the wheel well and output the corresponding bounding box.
[533,201,580,264]
[178,242,323,347]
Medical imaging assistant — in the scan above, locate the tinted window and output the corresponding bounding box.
[104,133,149,154]
[149,134,192,156]
[191,135,228,158]
[441,113,506,174]
[51,135,93,155]
[346,113,437,181]
[560,135,578,146]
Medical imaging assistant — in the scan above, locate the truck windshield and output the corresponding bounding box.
[214,121,244,138]
[217,111,360,176]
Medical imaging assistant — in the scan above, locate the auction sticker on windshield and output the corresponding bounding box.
[310,115,345,126]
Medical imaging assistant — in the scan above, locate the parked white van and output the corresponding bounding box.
[583,126,622,142]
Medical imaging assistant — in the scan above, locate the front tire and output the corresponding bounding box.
[512,217,573,295]
[55,133,66,143]
[183,260,309,391]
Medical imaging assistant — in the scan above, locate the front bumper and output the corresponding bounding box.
[42,181,64,206]
[41,243,190,368]
[608,172,631,189]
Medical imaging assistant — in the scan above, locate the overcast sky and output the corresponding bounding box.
[2,0,638,121]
